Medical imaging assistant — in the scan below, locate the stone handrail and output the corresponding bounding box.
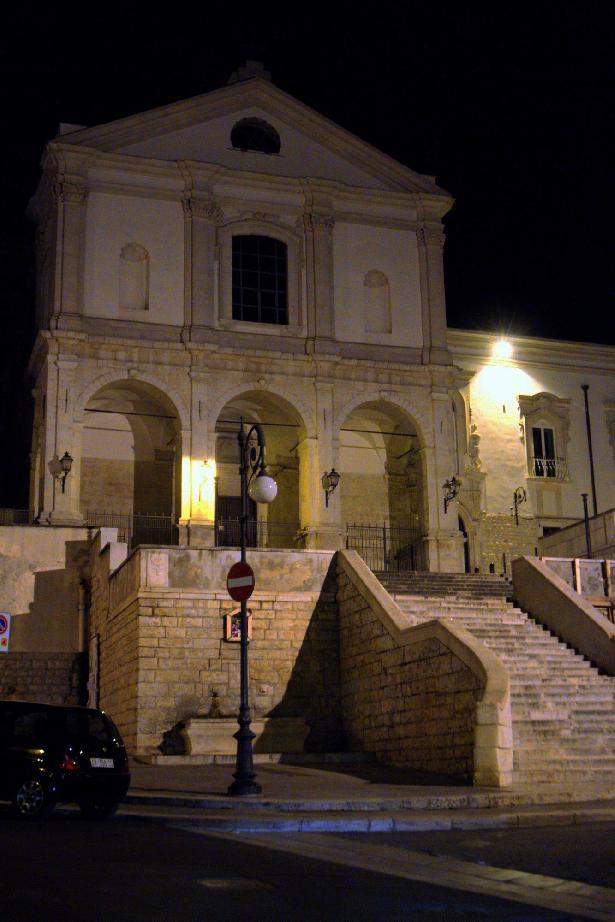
[337,550,513,787]
[512,556,615,675]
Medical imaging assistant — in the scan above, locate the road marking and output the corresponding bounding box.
[196,830,615,921]
[197,878,273,891]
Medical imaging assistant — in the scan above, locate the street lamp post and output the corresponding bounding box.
[228,418,277,796]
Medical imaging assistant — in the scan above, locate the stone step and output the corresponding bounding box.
[376,569,615,789]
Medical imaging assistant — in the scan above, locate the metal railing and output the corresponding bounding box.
[345,523,423,572]
[85,511,179,549]
[0,509,31,525]
[529,457,568,480]
[215,518,304,550]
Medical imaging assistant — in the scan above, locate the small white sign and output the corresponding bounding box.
[0,612,11,653]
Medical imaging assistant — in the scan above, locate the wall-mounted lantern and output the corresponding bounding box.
[442,475,461,513]
[321,468,340,507]
[48,451,73,494]
[512,486,527,525]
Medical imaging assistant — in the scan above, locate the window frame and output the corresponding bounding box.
[519,393,571,482]
[231,234,289,326]
[217,219,304,335]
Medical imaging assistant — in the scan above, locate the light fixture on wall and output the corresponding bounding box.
[512,486,527,525]
[493,338,513,360]
[48,451,73,493]
[321,468,340,507]
[442,475,461,513]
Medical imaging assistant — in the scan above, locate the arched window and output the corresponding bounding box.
[230,118,281,154]
[119,243,149,311]
[232,235,288,325]
[363,270,391,333]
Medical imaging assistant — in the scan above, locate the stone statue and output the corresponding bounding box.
[467,424,482,472]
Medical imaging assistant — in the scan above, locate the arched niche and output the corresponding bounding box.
[119,243,149,311]
[363,270,391,334]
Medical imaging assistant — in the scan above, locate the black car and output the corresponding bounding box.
[0,700,130,819]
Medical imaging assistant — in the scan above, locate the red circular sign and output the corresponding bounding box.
[226,562,255,601]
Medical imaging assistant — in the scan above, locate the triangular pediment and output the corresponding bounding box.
[56,78,448,196]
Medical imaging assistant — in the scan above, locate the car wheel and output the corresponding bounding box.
[79,799,119,820]
[13,779,55,819]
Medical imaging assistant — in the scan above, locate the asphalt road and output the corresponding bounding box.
[2,814,611,921]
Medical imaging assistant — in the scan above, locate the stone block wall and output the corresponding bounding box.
[0,652,84,704]
[337,564,483,779]
[479,514,539,575]
[130,589,341,754]
[90,542,341,756]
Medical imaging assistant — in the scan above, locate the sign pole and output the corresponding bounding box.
[228,419,262,796]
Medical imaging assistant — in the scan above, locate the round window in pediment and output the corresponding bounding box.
[230,117,281,154]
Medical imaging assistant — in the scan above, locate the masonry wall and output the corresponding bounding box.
[0,652,84,704]
[479,514,540,575]
[0,525,89,652]
[89,536,141,752]
[90,543,341,756]
[337,564,483,779]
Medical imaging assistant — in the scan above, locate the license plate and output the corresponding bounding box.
[90,757,114,769]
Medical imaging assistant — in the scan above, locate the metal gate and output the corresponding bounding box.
[345,524,424,572]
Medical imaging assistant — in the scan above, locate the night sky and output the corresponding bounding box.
[0,3,613,505]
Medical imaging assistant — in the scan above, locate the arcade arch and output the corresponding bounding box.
[214,390,306,548]
[339,400,427,568]
[80,380,181,519]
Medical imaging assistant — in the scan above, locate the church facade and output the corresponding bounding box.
[26,67,615,576]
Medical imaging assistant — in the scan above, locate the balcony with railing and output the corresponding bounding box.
[528,456,568,480]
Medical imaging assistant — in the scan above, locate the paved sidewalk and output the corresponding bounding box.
[121,759,615,833]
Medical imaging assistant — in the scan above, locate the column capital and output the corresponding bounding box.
[52,180,88,207]
[182,195,224,223]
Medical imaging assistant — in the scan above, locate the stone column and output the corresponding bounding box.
[51,179,88,327]
[416,225,451,366]
[420,391,464,572]
[178,370,216,546]
[298,382,344,549]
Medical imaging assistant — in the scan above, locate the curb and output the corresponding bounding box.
[115,802,615,834]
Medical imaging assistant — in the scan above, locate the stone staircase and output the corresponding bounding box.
[375,572,615,788]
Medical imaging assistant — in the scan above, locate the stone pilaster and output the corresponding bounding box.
[416,223,451,365]
[47,357,85,525]
[182,194,222,335]
[51,178,88,326]
[302,189,336,351]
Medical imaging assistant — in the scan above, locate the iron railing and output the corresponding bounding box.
[215,518,304,550]
[0,508,31,525]
[345,523,423,572]
[85,511,179,549]
[529,457,568,480]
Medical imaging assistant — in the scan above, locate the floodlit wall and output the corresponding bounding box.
[90,539,341,755]
[83,193,184,324]
[0,526,89,652]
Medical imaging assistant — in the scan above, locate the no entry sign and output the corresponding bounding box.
[226,562,255,602]
[0,612,11,653]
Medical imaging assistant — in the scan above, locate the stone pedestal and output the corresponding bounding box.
[181,717,309,755]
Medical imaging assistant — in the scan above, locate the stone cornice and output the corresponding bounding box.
[447,328,615,374]
[33,326,457,390]
[33,145,445,226]
[48,78,449,198]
